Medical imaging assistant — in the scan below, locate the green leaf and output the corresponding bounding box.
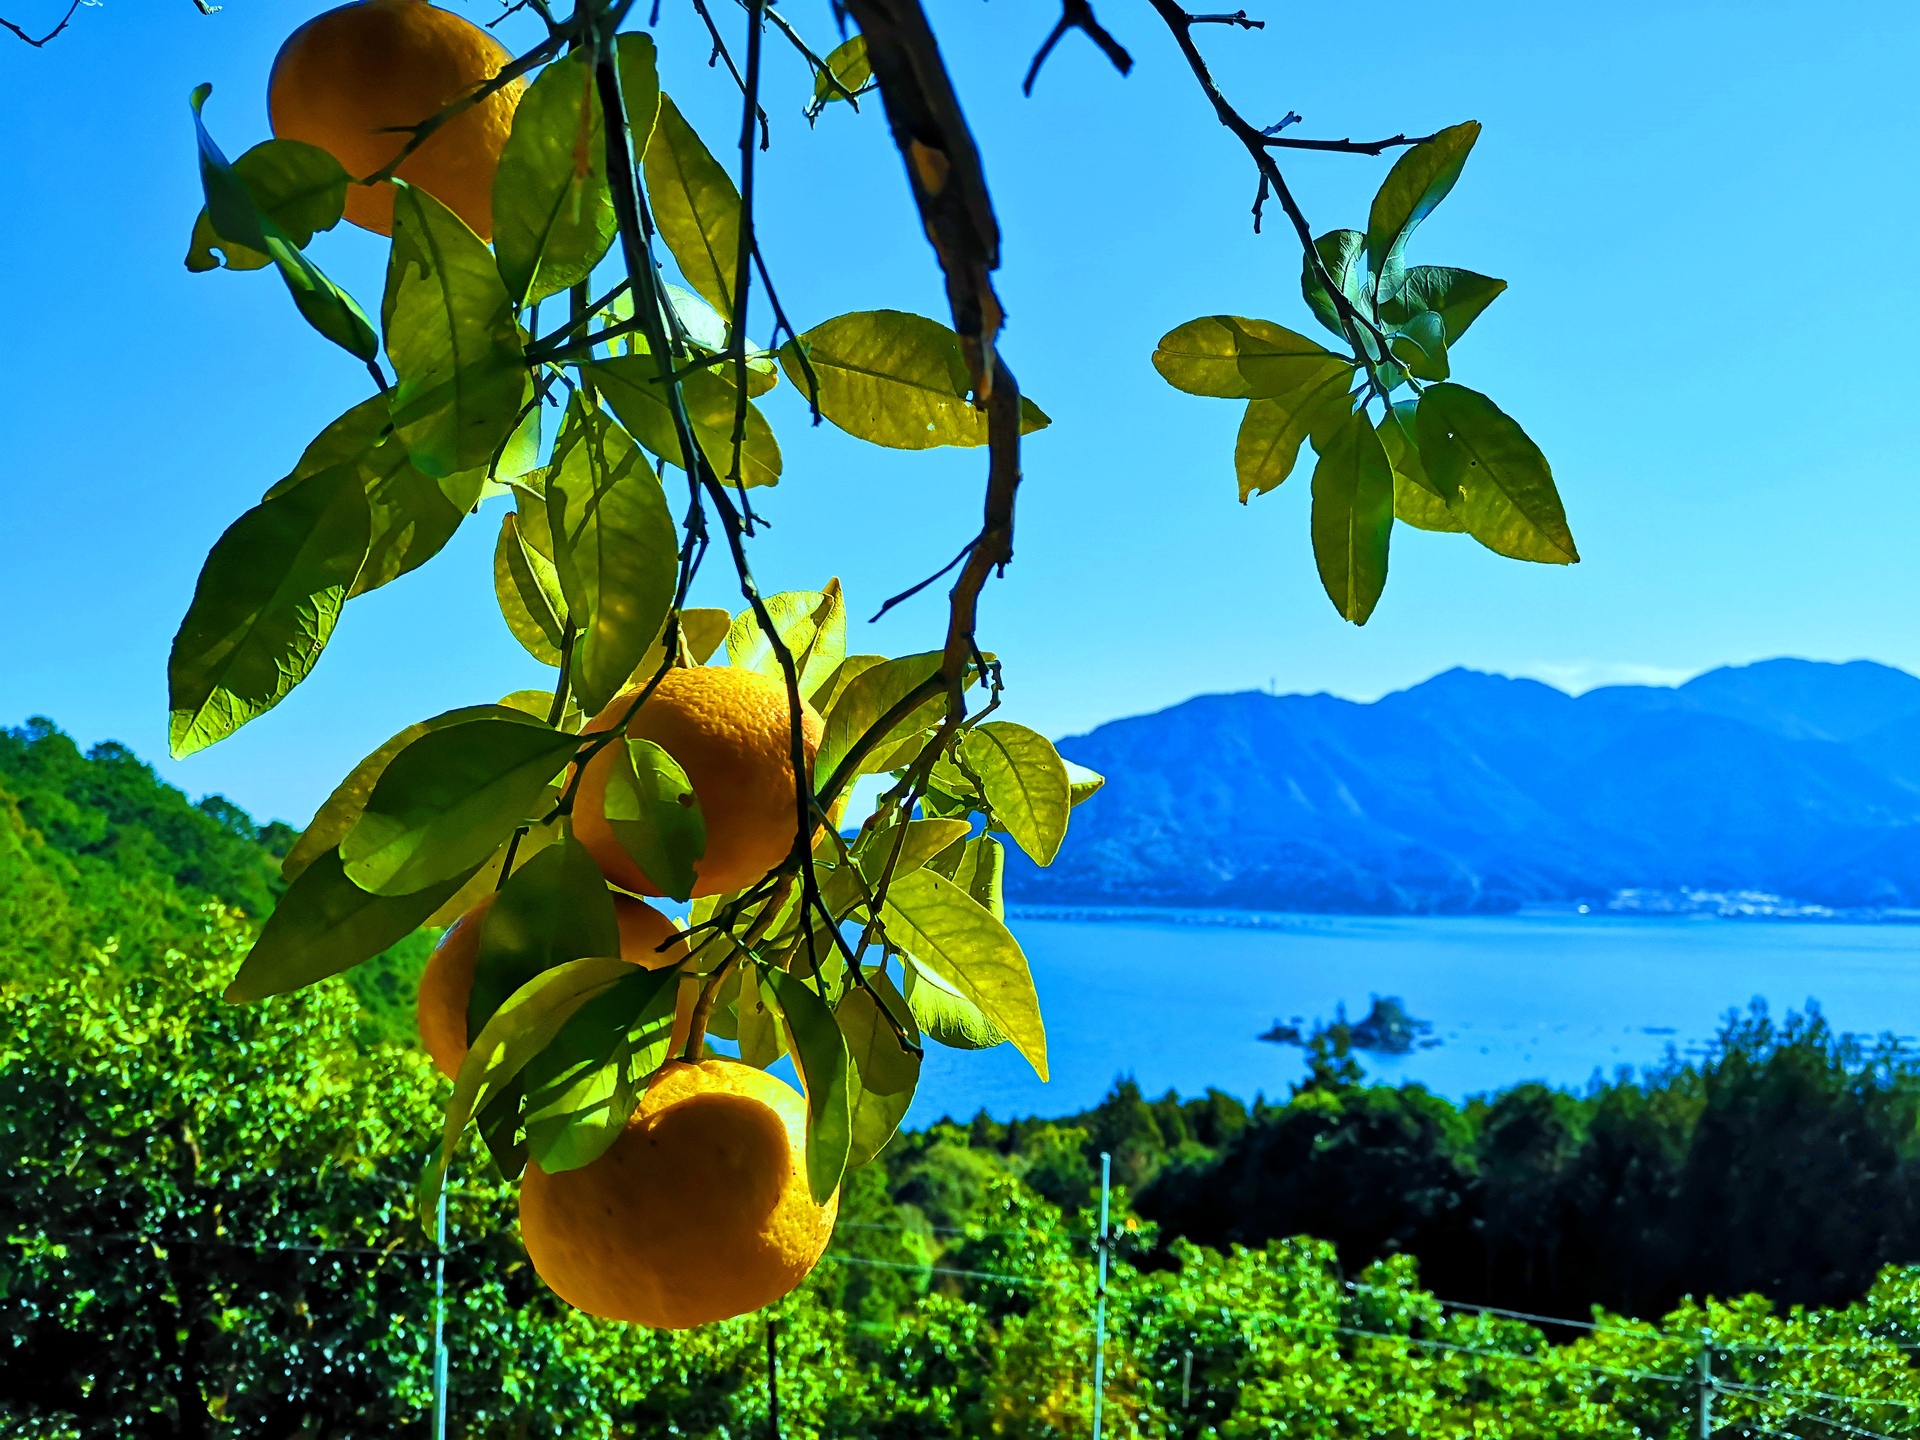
[643,94,741,320]
[340,714,578,895]
[168,464,370,759]
[282,704,523,883]
[268,394,484,596]
[186,136,348,272]
[1310,407,1395,625]
[931,834,1006,917]
[883,867,1045,1080]
[815,650,946,787]
[383,181,529,478]
[492,51,616,308]
[225,848,478,1003]
[763,968,852,1203]
[851,818,973,890]
[736,974,787,1068]
[188,85,379,362]
[962,721,1071,866]
[778,311,1051,450]
[808,34,871,118]
[903,961,1005,1050]
[1416,383,1577,564]
[725,583,846,700]
[1388,310,1449,382]
[839,975,919,1169]
[1300,229,1370,341]
[1066,761,1105,808]
[1233,368,1357,503]
[1153,316,1354,401]
[545,400,680,714]
[1380,404,1463,533]
[420,955,641,1217]
[587,355,782,488]
[1379,266,1506,347]
[602,738,706,903]
[468,836,622,1041]
[522,963,682,1172]
[617,32,664,156]
[1366,121,1481,278]
[494,509,569,665]
[682,607,733,665]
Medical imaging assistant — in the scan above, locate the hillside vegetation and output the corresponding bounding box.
[10,719,1920,1436]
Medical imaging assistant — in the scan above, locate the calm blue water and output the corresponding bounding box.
[903,911,1920,1126]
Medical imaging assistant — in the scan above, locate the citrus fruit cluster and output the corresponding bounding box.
[191,0,1078,1337]
[417,666,833,1328]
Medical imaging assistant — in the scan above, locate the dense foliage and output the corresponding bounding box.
[12,726,1920,1436]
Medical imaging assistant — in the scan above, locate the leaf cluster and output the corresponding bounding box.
[1154,123,1578,624]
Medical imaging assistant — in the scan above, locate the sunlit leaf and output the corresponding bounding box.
[545,400,680,714]
[494,510,569,665]
[839,974,919,1168]
[1380,403,1463,532]
[643,94,740,320]
[1300,228,1370,341]
[883,867,1045,1080]
[763,967,851,1202]
[168,464,370,759]
[422,815,563,928]
[420,955,640,1215]
[522,963,681,1172]
[187,136,348,272]
[1389,310,1450,382]
[1366,121,1481,279]
[188,86,378,361]
[468,836,621,1042]
[1153,316,1353,401]
[1310,407,1395,625]
[903,961,1005,1050]
[1233,369,1356,502]
[1416,382,1577,564]
[225,848,478,1003]
[492,51,615,307]
[1379,266,1506,347]
[725,582,846,700]
[587,354,782,488]
[808,34,872,119]
[815,650,945,788]
[340,714,577,895]
[1066,761,1105,808]
[962,721,1070,866]
[681,606,732,664]
[384,182,529,477]
[282,703,522,882]
[779,310,1050,450]
[602,737,706,902]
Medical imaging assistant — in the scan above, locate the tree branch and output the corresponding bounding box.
[2,0,83,47]
[1023,0,1134,97]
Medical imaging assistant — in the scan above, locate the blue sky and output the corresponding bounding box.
[2,0,1916,824]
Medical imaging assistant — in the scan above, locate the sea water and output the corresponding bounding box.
[902,910,1920,1126]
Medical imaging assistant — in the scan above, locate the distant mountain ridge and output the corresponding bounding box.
[1008,659,1920,914]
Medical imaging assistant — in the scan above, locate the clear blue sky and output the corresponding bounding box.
[3,0,1916,825]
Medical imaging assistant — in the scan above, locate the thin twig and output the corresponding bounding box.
[689,0,770,146]
[359,32,563,187]
[1263,130,1436,156]
[1,0,82,46]
[1023,0,1133,96]
[869,536,977,622]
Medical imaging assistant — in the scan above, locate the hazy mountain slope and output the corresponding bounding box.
[1011,660,1920,913]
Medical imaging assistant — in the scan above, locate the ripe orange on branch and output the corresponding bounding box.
[573,666,823,899]
[268,0,524,238]
[519,1058,837,1327]
[415,891,690,1078]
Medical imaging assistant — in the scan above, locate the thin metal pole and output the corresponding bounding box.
[1181,1347,1193,1410]
[1697,1326,1712,1440]
[1092,1151,1111,1440]
[767,1315,781,1440]
[432,1184,449,1440]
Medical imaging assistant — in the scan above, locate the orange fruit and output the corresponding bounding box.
[268,0,524,238]
[415,892,690,1079]
[518,1058,837,1327]
[573,667,824,899]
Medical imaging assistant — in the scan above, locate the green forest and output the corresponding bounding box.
[10,716,1920,1437]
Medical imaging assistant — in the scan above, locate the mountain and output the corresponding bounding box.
[1009,659,1920,914]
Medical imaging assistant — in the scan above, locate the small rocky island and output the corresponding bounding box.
[1260,996,1438,1055]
